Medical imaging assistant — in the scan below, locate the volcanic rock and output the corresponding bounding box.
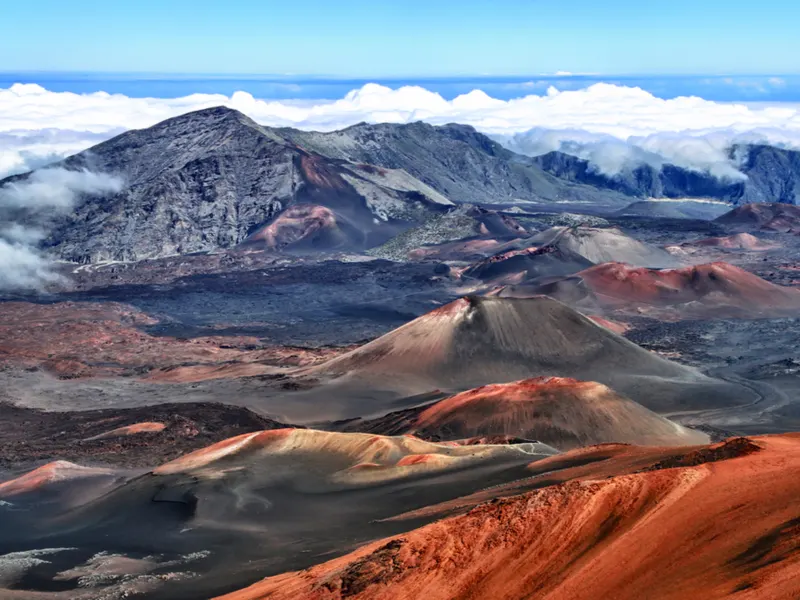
[280,122,631,206]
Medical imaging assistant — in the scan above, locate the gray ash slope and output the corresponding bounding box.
[532,144,800,205]
[308,295,752,413]
[4,107,454,263]
[461,226,679,284]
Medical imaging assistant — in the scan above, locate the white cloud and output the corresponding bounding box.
[0,239,62,290]
[0,167,123,290]
[2,81,800,179]
[0,167,123,209]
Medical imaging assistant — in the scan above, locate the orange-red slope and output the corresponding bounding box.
[408,377,706,450]
[218,434,800,600]
[578,261,800,312]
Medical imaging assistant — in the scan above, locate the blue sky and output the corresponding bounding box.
[2,0,799,76]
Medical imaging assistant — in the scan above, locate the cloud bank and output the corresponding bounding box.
[0,167,122,290]
[2,82,800,180]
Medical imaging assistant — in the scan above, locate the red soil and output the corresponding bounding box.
[153,428,296,474]
[586,315,629,334]
[300,154,349,190]
[246,204,339,249]
[0,301,343,379]
[219,434,800,600]
[578,261,800,312]
[395,454,439,467]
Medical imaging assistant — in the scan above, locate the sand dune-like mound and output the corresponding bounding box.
[0,461,115,499]
[528,226,680,268]
[578,261,800,313]
[716,202,800,232]
[403,378,707,450]
[82,422,166,442]
[308,296,750,412]
[153,428,556,489]
[220,434,800,600]
[689,232,776,250]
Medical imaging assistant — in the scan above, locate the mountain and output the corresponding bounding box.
[280,121,632,206]
[307,295,751,412]
[2,107,454,263]
[346,377,708,450]
[615,200,731,220]
[686,232,776,250]
[532,144,800,205]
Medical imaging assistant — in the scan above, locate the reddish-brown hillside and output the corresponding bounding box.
[578,261,800,313]
[406,377,707,450]
[716,202,800,232]
[218,434,800,600]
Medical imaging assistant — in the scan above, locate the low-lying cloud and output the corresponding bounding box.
[0,167,123,290]
[2,82,800,180]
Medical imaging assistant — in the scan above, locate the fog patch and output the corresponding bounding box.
[0,167,123,291]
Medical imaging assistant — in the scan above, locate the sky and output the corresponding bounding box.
[2,0,800,76]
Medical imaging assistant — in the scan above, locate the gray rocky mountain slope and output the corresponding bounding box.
[279,122,633,206]
[532,144,800,205]
[2,107,453,263]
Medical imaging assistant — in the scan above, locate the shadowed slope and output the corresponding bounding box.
[219,434,800,600]
[308,296,752,412]
[0,430,557,598]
